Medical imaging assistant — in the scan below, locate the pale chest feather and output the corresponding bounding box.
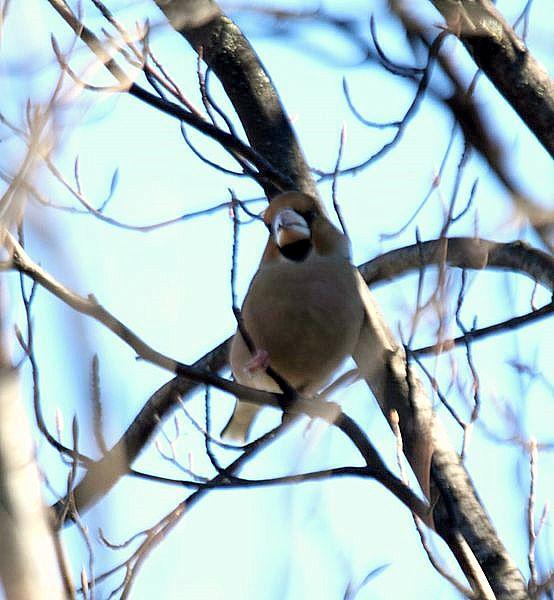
[239,256,364,389]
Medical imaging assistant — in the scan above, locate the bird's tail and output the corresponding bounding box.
[220,400,261,443]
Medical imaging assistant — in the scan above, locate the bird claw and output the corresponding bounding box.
[245,349,270,374]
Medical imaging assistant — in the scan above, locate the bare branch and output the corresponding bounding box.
[0,369,66,599]
[429,0,554,155]
[316,30,449,179]
[153,0,316,198]
[361,237,554,291]
[413,302,553,356]
[45,0,293,192]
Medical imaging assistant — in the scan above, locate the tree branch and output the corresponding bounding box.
[46,0,293,192]
[360,237,554,291]
[413,302,553,356]
[429,0,554,156]
[153,0,317,199]
[0,369,66,600]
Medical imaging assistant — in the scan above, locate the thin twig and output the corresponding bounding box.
[369,15,425,77]
[381,119,458,241]
[331,125,349,236]
[413,302,554,356]
[315,30,449,180]
[527,438,539,589]
[46,0,293,191]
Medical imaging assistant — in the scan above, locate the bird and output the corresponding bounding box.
[221,191,370,442]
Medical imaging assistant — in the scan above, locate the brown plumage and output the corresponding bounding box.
[221,191,368,441]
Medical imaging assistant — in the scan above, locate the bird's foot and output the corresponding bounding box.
[245,349,270,373]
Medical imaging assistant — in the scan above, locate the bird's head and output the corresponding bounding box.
[262,192,351,262]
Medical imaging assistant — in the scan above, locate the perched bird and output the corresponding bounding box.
[221,191,369,442]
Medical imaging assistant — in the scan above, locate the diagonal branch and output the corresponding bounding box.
[429,0,554,156]
[46,0,293,192]
[3,230,339,420]
[413,302,553,356]
[152,0,316,199]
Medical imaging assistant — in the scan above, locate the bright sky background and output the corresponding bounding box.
[1,1,553,598]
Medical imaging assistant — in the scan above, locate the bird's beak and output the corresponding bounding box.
[272,208,310,248]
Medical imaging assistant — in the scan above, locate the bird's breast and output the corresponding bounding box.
[238,257,364,392]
